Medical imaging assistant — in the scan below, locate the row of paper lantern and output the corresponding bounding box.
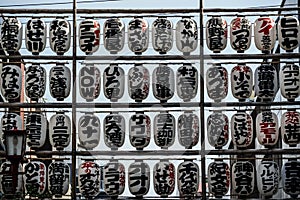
[2,15,299,56]
[2,111,199,151]
[3,159,299,199]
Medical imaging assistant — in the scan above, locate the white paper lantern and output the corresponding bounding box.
[177,161,199,197]
[103,161,125,197]
[25,64,46,101]
[230,17,252,53]
[154,113,175,149]
[231,111,253,148]
[128,161,150,197]
[128,17,149,54]
[103,18,125,54]
[25,18,47,55]
[78,113,100,150]
[104,113,125,149]
[256,111,279,146]
[282,160,300,198]
[278,16,300,52]
[25,113,47,149]
[0,161,23,194]
[129,113,151,150]
[153,161,175,197]
[178,112,199,149]
[24,161,47,196]
[206,16,227,53]
[281,111,300,146]
[48,161,70,197]
[177,63,198,102]
[208,161,230,198]
[231,161,254,196]
[1,17,22,54]
[0,113,22,149]
[49,18,71,55]
[257,161,279,197]
[231,64,253,100]
[0,65,22,102]
[280,63,300,101]
[152,17,173,54]
[49,64,71,101]
[254,17,276,53]
[79,19,100,55]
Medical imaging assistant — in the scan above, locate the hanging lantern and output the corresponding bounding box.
[257,161,279,197]
[23,161,47,196]
[230,17,252,53]
[25,113,47,149]
[280,63,300,101]
[78,113,100,150]
[278,16,300,52]
[0,113,22,149]
[1,17,22,54]
[153,160,175,197]
[104,113,125,149]
[206,16,227,53]
[25,18,47,55]
[128,161,150,197]
[79,63,101,102]
[178,112,199,149]
[78,161,101,198]
[129,113,151,150]
[103,18,125,54]
[281,111,300,147]
[103,64,125,102]
[154,113,175,149]
[25,64,46,101]
[49,64,71,101]
[231,111,253,148]
[254,63,278,101]
[207,160,230,198]
[48,161,70,197]
[207,111,229,149]
[254,16,276,53]
[152,17,173,54]
[0,161,23,194]
[176,17,198,55]
[152,64,175,102]
[49,18,71,55]
[177,63,198,102]
[49,111,71,150]
[128,64,150,102]
[0,65,22,102]
[231,64,253,100]
[79,19,100,55]
[206,64,228,102]
[177,161,199,197]
[103,161,125,197]
[128,17,149,54]
[231,161,254,196]
[282,160,300,198]
[256,111,279,146]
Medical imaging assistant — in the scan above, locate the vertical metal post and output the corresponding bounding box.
[71,0,77,199]
[199,0,206,199]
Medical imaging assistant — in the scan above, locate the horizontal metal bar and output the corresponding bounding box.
[206,148,300,155]
[204,101,300,107]
[205,53,300,60]
[203,7,300,13]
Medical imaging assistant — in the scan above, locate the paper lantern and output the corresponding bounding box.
[282,160,300,198]
[103,64,125,102]
[152,17,173,54]
[176,17,198,55]
[104,113,125,149]
[153,161,175,197]
[48,161,70,197]
[231,111,253,148]
[177,63,198,101]
[25,64,46,101]
[78,113,100,150]
[231,161,254,196]
[206,16,227,53]
[206,64,228,102]
[278,16,300,52]
[103,161,125,197]
[154,113,175,149]
[231,64,253,100]
[49,64,71,101]
[254,63,278,101]
[177,161,199,197]
[129,113,151,150]
[0,113,22,149]
[49,111,71,150]
[207,111,229,149]
[281,111,300,146]
[280,63,300,101]
[128,161,150,197]
[128,64,150,102]
[78,161,101,198]
[1,65,22,102]
[24,161,47,196]
[178,112,199,149]
[1,17,22,54]
[25,113,47,149]
[128,17,149,54]
[79,19,100,55]
[103,18,125,54]
[0,161,23,194]
[208,161,230,198]
[79,64,101,102]
[256,111,279,146]
[152,64,175,102]
[49,18,71,55]
[254,17,276,53]
[230,17,252,53]
[25,18,47,55]
[257,161,279,196]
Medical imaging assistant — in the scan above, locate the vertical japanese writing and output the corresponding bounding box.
[104,18,125,54]
[129,113,151,149]
[128,18,149,54]
[1,65,22,101]
[254,17,276,52]
[152,17,173,54]
[79,19,100,55]
[231,65,253,100]
[206,17,227,53]
[26,18,46,54]
[1,113,22,148]
[282,111,300,146]
[232,161,254,196]
[177,64,198,101]
[208,161,230,197]
[24,161,46,196]
[176,17,198,54]
[104,114,125,149]
[78,114,100,150]
[280,64,300,100]
[25,64,46,101]
[282,160,300,198]
[0,162,22,194]
[230,17,251,53]
[257,161,279,196]
[231,112,253,148]
[50,65,71,101]
[154,161,175,196]
[1,17,22,53]
[154,113,175,149]
[128,161,150,196]
[206,65,228,102]
[25,113,46,148]
[255,64,278,100]
[79,64,101,101]
[50,113,71,150]
[49,18,71,55]
[178,161,199,197]
[207,112,229,148]
[104,64,125,102]
[178,112,199,148]
[256,111,279,146]
[48,162,70,196]
[278,16,300,51]
[104,162,125,196]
